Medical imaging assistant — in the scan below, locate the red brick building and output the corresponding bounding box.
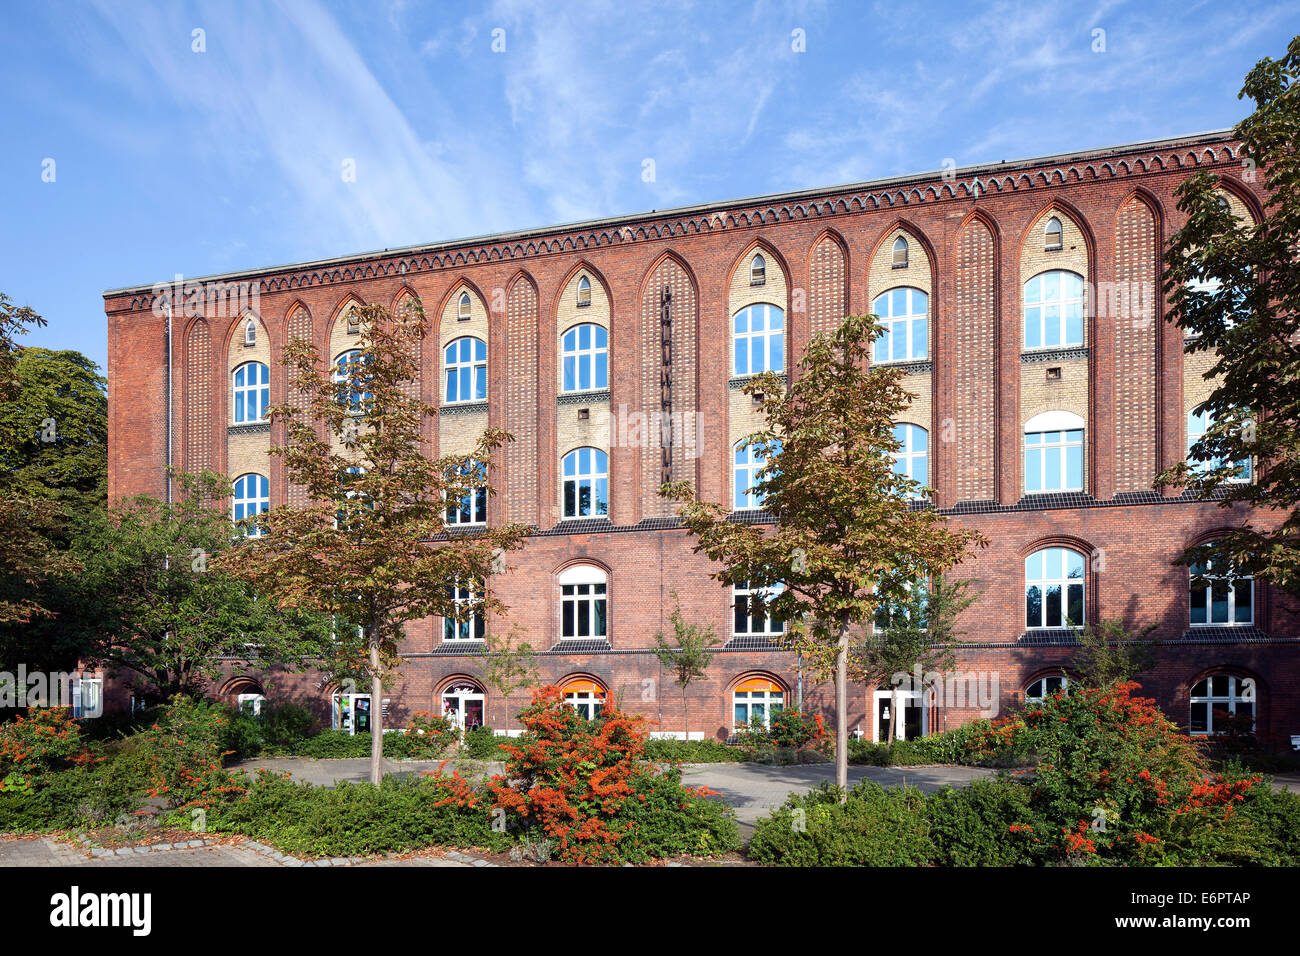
[103,129,1299,749]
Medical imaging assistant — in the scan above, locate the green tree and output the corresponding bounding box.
[219,300,532,784]
[0,296,76,630]
[855,575,977,745]
[478,624,539,733]
[652,596,719,741]
[0,348,107,512]
[66,471,330,701]
[664,314,986,794]
[1155,36,1300,594]
[1070,620,1157,690]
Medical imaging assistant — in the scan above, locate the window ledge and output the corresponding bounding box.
[546,638,613,654]
[728,373,787,390]
[557,388,610,406]
[873,358,932,374]
[228,422,271,435]
[439,400,489,415]
[1020,346,1088,364]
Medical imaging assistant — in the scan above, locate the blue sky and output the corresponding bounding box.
[2,0,1295,372]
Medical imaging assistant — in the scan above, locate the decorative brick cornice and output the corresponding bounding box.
[227,422,271,436]
[557,388,610,407]
[438,400,489,417]
[105,132,1243,315]
[1020,346,1089,364]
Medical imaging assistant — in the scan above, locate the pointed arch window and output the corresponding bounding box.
[458,291,472,321]
[891,236,909,269]
[732,304,784,376]
[750,253,767,286]
[1044,216,1063,251]
[576,275,592,308]
[243,317,257,346]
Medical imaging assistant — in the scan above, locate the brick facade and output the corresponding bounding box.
[103,130,1299,749]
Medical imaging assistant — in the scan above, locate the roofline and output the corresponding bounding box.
[103,128,1237,298]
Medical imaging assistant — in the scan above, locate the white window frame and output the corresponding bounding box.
[733,441,778,511]
[561,323,609,393]
[891,236,908,268]
[236,693,266,716]
[564,687,605,721]
[733,581,784,638]
[334,349,371,411]
[70,676,102,719]
[445,460,487,526]
[1025,675,1068,702]
[873,688,927,742]
[1189,674,1255,736]
[576,275,592,308]
[457,291,472,321]
[1044,216,1063,251]
[1024,411,1085,494]
[1189,560,1254,627]
[232,473,269,535]
[1025,547,1085,629]
[750,253,766,285]
[444,583,485,641]
[443,336,487,404]
[873,287,929,363]
[232,361,270,425]
[731,304,785,376]
[243,317,257,346]
[561,447,608,518]
[1187,407,1251,482]
[1023,270,1085,349]
[733,685,785,732]
[559,565,607,640]
[442,682,486,731]
[891,423,928,496]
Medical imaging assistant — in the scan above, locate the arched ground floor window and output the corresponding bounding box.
[441,679,486,731]
[732,676,785,732]
[560,677,606,720]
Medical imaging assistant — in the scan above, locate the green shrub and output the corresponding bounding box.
[262,703,316,746]
[643,737,746,763]
[746,781,932,866]
[202,771,510,858]
[925,778,1052,866]
[608,766,739,862]
[461,726,508,760]
[1236,780,1300,866]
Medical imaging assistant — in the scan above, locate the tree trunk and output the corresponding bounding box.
[682,687,689,744]
[835,619,849,800]
[369,637,383,786]
[887,687,898,747]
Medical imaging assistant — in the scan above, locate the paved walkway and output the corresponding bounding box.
[235,756,994,837]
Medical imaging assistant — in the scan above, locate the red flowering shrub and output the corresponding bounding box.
[126,696,247,810]
[0,707,99,792]
[1003,682,1267,864]
[487,686,738,864]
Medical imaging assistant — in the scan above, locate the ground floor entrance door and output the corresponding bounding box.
[873,689,925,742]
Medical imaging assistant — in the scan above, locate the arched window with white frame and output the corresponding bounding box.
[732,304,784,376]
[1190,673,1256,736]
[561,677,606,720]
[891,423,928,496]
[576,275,592,308]
[243,317,257,346]
[872,288,928,363]
[334,350,371,410]
[443,336,487,404]
[457,291,472,321]
[232,361,269,424]
[750,253,766,285]
[891,236,909,268]
[1025,674,1068,702]
[1024,270,1084,349]
[1024,410,1084,493]
[232,473,269,535]
[1025,547,1085,629]
[561,323,608,392]
[561,447,608,517]
[1189,558,1253,626]
[733,677,785,731]
[559,565,607,641]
